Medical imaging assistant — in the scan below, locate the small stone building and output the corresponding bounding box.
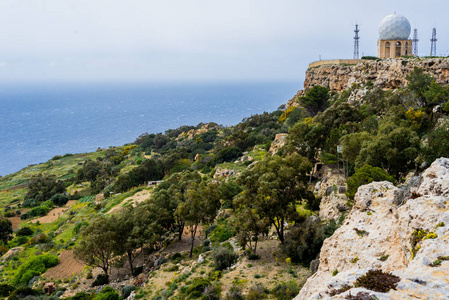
[377,13,413,58]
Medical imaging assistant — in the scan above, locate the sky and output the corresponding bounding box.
[0,0,447,84]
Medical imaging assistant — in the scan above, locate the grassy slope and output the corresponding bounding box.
[0,139,313,298]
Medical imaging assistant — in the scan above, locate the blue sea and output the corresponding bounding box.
[0,81,299,176]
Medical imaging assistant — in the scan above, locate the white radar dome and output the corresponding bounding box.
[378,13,411,40]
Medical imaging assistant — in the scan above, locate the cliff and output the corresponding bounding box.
[305,58,449,92]
[288,58,449,108]
[295,158,449,299]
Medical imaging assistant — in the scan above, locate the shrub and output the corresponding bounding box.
[121,285,136,299]
[354,269,400,293]
[4,211,15,218]
[247,254,260,260]
[16,227,33,236]
[205,225,217,239]
[184,278,211,298]
[14,236,29,246]
[72,221,89,235]
[20,212,31,220]
[28,233,48,245]
[29,206,50,217]
[246,283,267,300]
[271,281,300,300]
[212,245,238,271]
[210,221,233,243]
[278,106,296,123]
[12,254,59,285]
[93,286,120,300]
[346,164,394,199]
[70,292,91,300]
[0,284,15,297]
[361,56,379,60]
[22,198,38,208]
[203,283,221,300]
[213,147,243,164]
[225,284,244,300]
[282,216,325,265]
[133,266,143,276]
[7,287,37,300]
[202,246,212,253]
[50,194,69,206]
[91,274,109,287]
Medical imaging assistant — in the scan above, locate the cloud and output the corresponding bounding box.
[0,0,447,82]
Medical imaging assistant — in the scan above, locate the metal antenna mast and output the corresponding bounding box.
[430,28,437,56]
[412,29,419,57]
[353,24,360,59]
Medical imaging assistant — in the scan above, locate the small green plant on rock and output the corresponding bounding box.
[332,269,339,276]
[327,284,352,296]
[430,256,449,267]
[436,222,445,228]
[345,291,377,299]
[354,269,400,293]
[354,228,369,237]
[379,254,389,261]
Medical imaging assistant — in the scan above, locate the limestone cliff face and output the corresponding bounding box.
[305,58,449,93]
[295,158,449,299]
[287,58,449,108]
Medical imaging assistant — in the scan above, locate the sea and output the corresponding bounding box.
[0,81,300,176]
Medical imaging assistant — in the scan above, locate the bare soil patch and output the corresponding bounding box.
[31,200,77,224]
[44,250,85,280]
[9,209,30,231]
[107,189,152,214]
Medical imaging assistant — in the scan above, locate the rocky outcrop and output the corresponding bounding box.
[305,58,449,93]
[314,165,348,221]
[1,247,23,262]
[213,168,238,179]
[287,58,449,108]
[268,133,288,155]
[295,158,449,299]
[176,123,220,140]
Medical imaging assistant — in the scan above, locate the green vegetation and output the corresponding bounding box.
[12,254,59,285]
[0,63,449,297]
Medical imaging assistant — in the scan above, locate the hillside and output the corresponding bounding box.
[0,57,449,300]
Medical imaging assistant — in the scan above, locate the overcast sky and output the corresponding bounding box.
[0,0,447,83]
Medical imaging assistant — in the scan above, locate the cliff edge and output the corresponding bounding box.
[288,58,449,108]
[305,58,449,93]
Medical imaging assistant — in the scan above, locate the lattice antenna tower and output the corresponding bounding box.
[412,29,419,57]
[430,28,437,56]
[353,24,360,59]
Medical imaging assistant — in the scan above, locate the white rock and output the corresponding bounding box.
[295,158,449,299]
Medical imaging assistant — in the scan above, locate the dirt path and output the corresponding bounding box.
[30,200,77,224]
[44,250,85,280]
[107,189,152,214]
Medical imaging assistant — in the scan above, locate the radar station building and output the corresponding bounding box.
[377,13,413,58]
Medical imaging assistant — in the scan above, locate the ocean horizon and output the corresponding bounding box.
[0,81,300,176]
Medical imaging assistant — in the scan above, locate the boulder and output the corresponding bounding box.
[295,158,449,299]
